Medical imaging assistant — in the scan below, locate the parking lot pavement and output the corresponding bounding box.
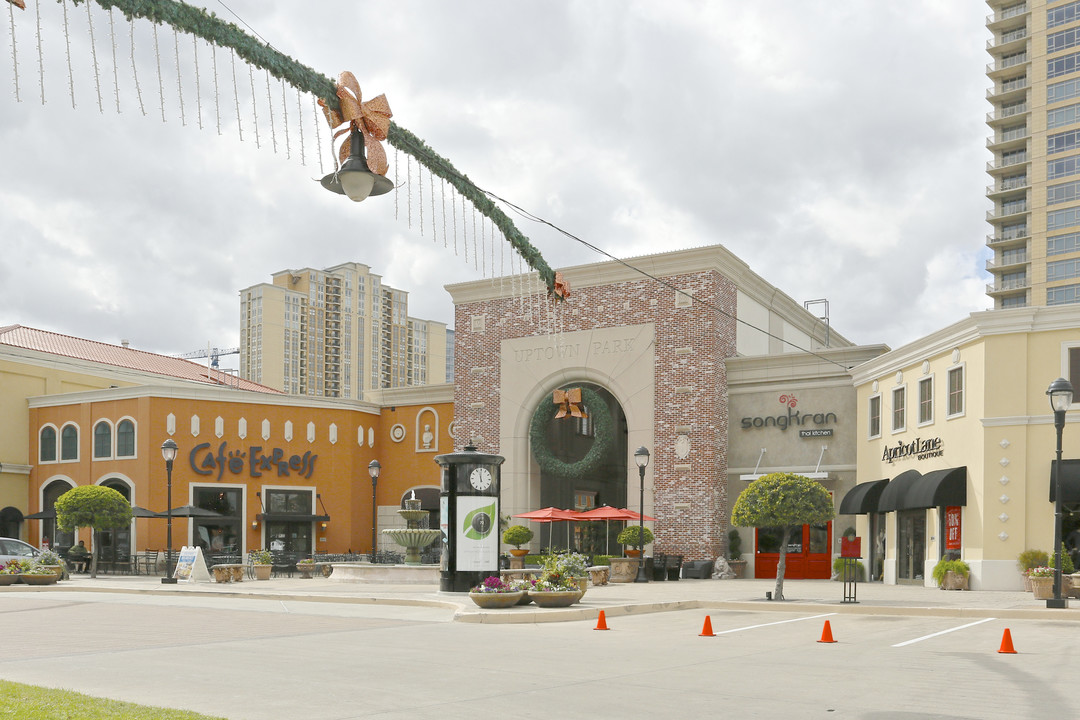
[1,588,1076,719]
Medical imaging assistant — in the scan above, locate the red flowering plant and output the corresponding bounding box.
[470,575,517,593]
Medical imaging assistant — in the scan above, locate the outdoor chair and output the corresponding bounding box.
[682,560,714,579]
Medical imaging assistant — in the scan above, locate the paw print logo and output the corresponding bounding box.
[227,449,246,474]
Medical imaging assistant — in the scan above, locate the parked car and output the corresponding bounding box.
[0,537,41,565]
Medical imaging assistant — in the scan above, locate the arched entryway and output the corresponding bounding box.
[0,506,23,540]
[98,478,133,569]
[528,382,628,555]
[40,478,76,551]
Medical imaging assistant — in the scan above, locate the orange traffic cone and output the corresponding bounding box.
[817,619,837,643]
[700,615,715,637]
[998,628,1017,654]
[594,610,610,631]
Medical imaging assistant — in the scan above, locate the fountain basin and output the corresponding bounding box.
[328,562,439,584]
[382,528,442,565]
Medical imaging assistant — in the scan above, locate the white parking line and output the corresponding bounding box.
[713,612,837,635]
[892,617,996,647]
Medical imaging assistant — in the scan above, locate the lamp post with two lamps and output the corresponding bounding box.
[634,446,651,583]
[368,460,381,563]
[160,439,178,585]
[1047,377,1073,609]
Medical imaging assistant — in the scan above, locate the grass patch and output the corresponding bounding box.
[0,680,226,720]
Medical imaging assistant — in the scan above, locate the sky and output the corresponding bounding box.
[0,1,993,364]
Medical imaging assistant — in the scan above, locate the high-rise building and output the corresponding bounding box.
[239,262,447,398]
[986,0,1080,308]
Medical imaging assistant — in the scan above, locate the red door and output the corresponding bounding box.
[754,522,832,579]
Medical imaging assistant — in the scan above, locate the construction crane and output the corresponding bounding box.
[178,346,240,369]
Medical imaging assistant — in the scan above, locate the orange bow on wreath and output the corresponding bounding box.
[5,0,26,9]
[318,71,392,175]
[550,271,571,300]
[554,388,587,419]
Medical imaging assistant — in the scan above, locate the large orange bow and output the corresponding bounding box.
[554,388,587,419]
[550,271,571,300]
[318,71,392,175]
[5,0,26,9]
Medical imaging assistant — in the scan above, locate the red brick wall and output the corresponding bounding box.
[454,270,737,560]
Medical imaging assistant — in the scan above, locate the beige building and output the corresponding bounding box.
[848,305,1080,590]
[985,0,1080,309]
[239,262,447,399]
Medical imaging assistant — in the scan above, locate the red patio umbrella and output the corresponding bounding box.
[513,507,578,550]
[618,508,656,522]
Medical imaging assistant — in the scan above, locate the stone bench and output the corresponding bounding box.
[586,566,610,586]
[211,564,245,583]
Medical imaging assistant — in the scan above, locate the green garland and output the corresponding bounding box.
[68,0,557,293]
[529,387,614,480]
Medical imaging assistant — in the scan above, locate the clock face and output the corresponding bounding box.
[469,467,493,491]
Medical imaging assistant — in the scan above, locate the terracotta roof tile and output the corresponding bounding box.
[0,325,281,394]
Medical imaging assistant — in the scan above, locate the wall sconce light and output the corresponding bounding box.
[320,522,328,530]
[251,521,259,529]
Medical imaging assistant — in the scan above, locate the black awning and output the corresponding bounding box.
[23,509,56,520]
[1050,459,1080,503]
[877,469,922,512]
[905,466,967,509]
[838,479,889,515]
[256,513,330,523]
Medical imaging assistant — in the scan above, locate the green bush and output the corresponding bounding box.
[617,525,654,549]
[1048,543,1076,574]
[931,558,970,585]
[592,555,611,566]
[502,525,534,548]
[831,556,865,581]
[1017,548,1049,572]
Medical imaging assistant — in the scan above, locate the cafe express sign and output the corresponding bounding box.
[189,442,317,481]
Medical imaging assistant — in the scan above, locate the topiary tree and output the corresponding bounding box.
[731,472,834,600]
[502,525,534,550]
[617,525,654,553]
[55,486,133,578]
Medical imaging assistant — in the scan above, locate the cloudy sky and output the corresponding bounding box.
[0,1,991,363]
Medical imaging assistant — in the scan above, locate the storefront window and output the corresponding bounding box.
[265,489,313,555]
[193,487,242,557]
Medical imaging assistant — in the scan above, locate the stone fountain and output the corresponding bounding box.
[381,492,441,566]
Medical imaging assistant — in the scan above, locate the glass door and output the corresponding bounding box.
[897,509,926,584]
[754,522,832,579]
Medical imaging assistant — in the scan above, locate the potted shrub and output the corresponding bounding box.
[1049,543,1076,595]
[617,525,654,557]
[832,556,866,581]
[1017,549,1049,591]
[468,575,524,609]
[932,557,971,591]
[727,529,747,579]
[296,557,316,579]
[250,549,273,580]
[502,525,534,557]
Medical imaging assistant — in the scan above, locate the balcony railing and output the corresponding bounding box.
[986,4,1028,25]
[986,278,1030,293]
[987,103,1028,123]
[987,53,1028,74]
[986,254,1027,271]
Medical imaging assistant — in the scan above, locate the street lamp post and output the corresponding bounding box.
[634,446,651,583]
[1047,377,1073,609]
[161,439,178,585]
[368,459,381,564]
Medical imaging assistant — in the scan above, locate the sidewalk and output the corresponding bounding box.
[12,572,1080,623]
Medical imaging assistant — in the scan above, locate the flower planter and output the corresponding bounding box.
[17,573,58,586]
[297,564,316,579]
[38,565,64,580]
[608,557,641,583]
[469,591,524,609]
[529,589,583,607]
[509,549,529,557]
[624,549,641,558]
[515,590,534,605]
[729,559,748,579]
[940,570,968,591]
[1030,575,1054,600]
[0,575,18,586]
[253,564,272,581]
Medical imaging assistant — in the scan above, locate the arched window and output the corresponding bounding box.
[60,425,78,461]
[39,426,57,462]
[116,420,135,457]
[93,422,112,459]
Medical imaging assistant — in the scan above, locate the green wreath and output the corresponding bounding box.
[529,387,614,480]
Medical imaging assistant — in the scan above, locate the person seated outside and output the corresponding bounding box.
[67,541,90,573]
